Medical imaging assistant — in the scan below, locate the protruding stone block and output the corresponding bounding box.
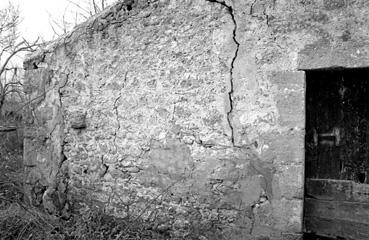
[69,110,87,129]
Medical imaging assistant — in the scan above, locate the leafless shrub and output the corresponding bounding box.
[48,0,116,38]
[0,2,39,117]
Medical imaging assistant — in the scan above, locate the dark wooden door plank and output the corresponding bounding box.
[305,198,369,224]
[306,178,369,202]
[304,216,369,240]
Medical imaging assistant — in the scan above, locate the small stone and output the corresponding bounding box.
[69,110,87,129]
[157,224,170,231]
[323,0,345,10]
[256,237,270,240]
[182,135,195,145]
[124,166,140,173]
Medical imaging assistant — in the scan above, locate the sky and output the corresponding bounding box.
[0,0,116,41]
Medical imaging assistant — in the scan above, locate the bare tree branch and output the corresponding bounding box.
[0,44,12,60]
[0,38,39,77]
[66,0,92,17]
[13,92,46,113]
[0,3,40,116]
[48,0,115,38]
[101,0,105,11]
[93,0,99,15]
[5,81,23,92]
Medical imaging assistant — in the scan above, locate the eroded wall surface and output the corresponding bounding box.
[23,0,369,239]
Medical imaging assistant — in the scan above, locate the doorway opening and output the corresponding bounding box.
[305,68,369,182]
[304,68,369,239]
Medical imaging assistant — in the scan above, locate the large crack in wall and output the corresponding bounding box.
[21,0,332,238]
[22,67,71,217]
[206,0,240,146]
[22,1,261,238]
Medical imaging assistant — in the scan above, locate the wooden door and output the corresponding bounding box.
[304,69,369,239]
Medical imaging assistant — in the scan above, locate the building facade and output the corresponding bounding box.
[23,0,369,239]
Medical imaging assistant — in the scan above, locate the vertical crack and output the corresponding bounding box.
[43,71,70,216]
[112,72,127,151]
[58,71,70,163]
[57,71,70,171]
[206,0,240,146]
[57,72,70,216]
[113,92,122,151]
[99,155,109,178]
[250,205,256,235]
[250,0,271,25]
[250,0,258,15]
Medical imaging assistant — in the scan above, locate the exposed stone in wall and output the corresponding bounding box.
[23,68,70,216]
[23,0,369,239]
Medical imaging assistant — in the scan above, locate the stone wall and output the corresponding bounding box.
[23,0,369,239]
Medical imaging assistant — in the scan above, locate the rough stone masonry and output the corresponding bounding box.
[22,0,369,239]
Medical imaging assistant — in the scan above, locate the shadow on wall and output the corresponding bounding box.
[0,110,24,152]
[303,233,339,240]
[0,128,23,151]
